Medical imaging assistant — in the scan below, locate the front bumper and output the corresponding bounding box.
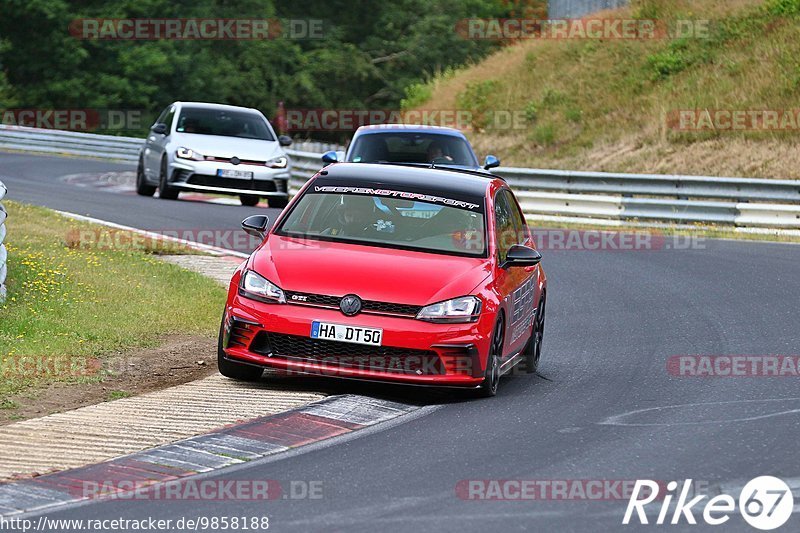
[170,160,291,197]
[221,294,495,387]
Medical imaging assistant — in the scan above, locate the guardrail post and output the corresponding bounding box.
[0,181,7,302]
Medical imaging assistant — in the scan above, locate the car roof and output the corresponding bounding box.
[354,124,467,138]
[173,101,261,114]
[314,162,498,199]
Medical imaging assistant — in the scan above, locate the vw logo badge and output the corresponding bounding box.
[339,294,362,316]
[230,156,241,165]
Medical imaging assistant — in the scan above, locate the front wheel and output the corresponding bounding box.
[217,320,263,381]
[476,318,504,398]
[268,196,289,208]
[158,157,179,200]
[240,195,260,207]
[136,158,156,196]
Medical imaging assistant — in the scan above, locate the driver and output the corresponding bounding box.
[427,141,454,164]
[322,195,377,236]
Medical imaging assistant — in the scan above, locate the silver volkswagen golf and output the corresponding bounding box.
[137,101,293,207]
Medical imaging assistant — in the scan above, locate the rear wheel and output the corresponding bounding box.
[522,291,546,374]
[268,196,289,208]
[136,158,156,196]
[158,157,179,200]
[217,319,263,381]
[476,317,504,398]
[240,195,260,207]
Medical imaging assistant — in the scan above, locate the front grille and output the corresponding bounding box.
[205,156,267,166]
[284,291,422,317]
[186,174,277,192]
[249,332,442,375]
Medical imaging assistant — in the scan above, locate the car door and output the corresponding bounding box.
[493,189,537,360]
[144,105,174,179]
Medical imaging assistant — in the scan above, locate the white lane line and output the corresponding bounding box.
[599,397,800,427]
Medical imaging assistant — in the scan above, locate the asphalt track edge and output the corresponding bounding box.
[0,395,440,519]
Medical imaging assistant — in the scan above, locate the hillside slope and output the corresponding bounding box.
[411,0,800,178]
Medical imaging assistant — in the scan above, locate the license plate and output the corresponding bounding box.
[217,169,253,179]
[310,321,382,346]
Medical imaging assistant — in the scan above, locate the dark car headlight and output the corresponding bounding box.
[416,296,481,323]
[265,156,288,169]
[176,147,205,161]
[239,270,286,304]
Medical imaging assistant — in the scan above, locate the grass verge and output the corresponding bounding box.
[410,0,800,179]
[0,201,227,401]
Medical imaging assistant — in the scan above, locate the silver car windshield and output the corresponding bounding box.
[348,133,478,167]
[278,192,486,257]
[175,108,275,141]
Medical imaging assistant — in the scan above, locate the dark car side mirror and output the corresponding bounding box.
[321,150,338,164]
[151,123,167,135]
[278,135,293,147]
[504,244,542,268]
[484,155,500,170]
[242,215,270,240]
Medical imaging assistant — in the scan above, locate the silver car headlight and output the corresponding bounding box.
[416,296,481,323]
[265,156,288,169]
[176,147,205,161]
[239,270,286,304]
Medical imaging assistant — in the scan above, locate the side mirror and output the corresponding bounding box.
[242,215,270,240]
[278,135,293,147]
[504,245,541,268]
[151,123,167,135]
[484,155,500,170]
[321,150,338,164]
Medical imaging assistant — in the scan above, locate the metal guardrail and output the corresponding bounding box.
[1,125,799,229]
[0,181,7,301]
[0,125,141,162]
[288,151,800,229]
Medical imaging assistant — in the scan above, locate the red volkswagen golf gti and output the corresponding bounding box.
[218,163,547,396]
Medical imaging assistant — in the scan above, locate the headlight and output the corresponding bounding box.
[265,156,288,169]
[238,270,286,304]
[416,296,481,323]
[176,147,205,161]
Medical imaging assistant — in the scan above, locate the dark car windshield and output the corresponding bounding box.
[347,132,478,167]
[277,186,486,257]
[175,107,275,140]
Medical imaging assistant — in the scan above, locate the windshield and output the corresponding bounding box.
[175,107,275,140]
[347,133,478,167]
[277,187,486,257]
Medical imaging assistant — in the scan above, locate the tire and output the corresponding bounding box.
[158,157,179,200]
[522,291,546,374]
[217,319,263,381]
[240,195,260,207]
[268,196,289,208]
[476,317,504,398]
[136,158,156,196]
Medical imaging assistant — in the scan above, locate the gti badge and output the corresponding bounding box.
[339,294,362,316]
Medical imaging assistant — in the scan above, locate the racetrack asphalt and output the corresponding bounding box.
[2,151,800,532]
